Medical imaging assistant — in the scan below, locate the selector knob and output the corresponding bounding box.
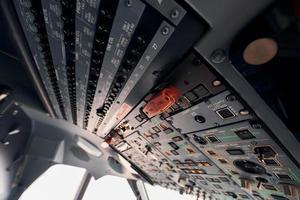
[145,145,152,155]
[179,188,184,195]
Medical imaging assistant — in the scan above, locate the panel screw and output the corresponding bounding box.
[239,109,250,116]
[205,100,211,105]
[161,26,170,35]
[195,115,206,123]
[192,58,202,66]
[251,122,262,129]
[214,122,220,127]
[170,9,179,19]
[226,94,237,101]
[212,80,222,87]
[211,49,226,63]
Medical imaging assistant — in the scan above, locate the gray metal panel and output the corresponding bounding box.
[87,0,146,132]
[41,0,73,122]
[122,132,178,183]
[144,0,186,26]
[0,101,31,200]
[167,54,225,94]
[189,121,300,200]
[75,0,101,128]
[133,116,223,175]
[185,0,273,50]
[118,13,208,128]
[121,148,171,183]
[169,90,252,134]
[115,113,252,198]
[11,106,140,199]
[0,0,55,116]
[12,0,62,118]
[118,100,147,130]
[186,0,300,164]
[190,174,252,200]
[98,21,175,136]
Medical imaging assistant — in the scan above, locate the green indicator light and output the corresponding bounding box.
[218,135,239,140]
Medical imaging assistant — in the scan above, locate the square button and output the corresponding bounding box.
[235,129,255,140]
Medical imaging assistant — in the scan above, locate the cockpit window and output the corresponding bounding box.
[144,183,195,200]
[19,164,87,200]
[82,175,136,200]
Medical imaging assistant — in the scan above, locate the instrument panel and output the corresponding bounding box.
[110,52,300,199]
[10,0,300,199]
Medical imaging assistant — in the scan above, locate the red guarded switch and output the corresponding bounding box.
[142,86,181,118]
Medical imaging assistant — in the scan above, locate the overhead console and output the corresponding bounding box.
[1,0,299,199]
[109,52,300,200]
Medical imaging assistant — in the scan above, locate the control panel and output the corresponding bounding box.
[11,0,300,199]
[109,53,300,199]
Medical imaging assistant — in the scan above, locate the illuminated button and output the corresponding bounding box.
[216,107,235,119]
